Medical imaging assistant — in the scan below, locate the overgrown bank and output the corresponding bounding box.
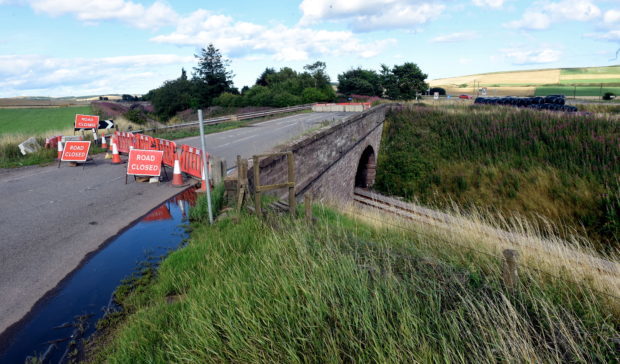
[88,196,619,362]
[375,105,619,251]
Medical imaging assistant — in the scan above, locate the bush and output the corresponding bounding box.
[213,92,242,107]
[123,109,148,125]
[272,92,301,107]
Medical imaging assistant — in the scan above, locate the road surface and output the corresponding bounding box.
[0,111,351,336]
[178,111,351,166]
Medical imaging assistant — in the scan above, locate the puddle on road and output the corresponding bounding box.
[0,188,198,363]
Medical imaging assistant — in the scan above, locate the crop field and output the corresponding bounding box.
[560,66,620,75]
[431,66,620,97]
[430,69,560,88]
[535,86,620,96]
[559,79,620,84]
[0,98,89,108]
[0,105,92,136]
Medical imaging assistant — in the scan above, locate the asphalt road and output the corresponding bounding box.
[178,111,352,166]
[0,111,351,335]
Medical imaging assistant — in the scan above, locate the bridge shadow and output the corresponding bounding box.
[355,146,376,189]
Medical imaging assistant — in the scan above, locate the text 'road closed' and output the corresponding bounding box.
[127,149,164,177]
[61,141,91,162]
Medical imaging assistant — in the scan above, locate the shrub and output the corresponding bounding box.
[603,92,615,100]
[123,109,148,125]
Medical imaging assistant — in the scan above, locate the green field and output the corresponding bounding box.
[0,105,92,135]
[534,86,620,96]
[559,79,620,84]
[560,66,620,75]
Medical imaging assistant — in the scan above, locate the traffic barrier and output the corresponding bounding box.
[114,131,135,154]
[156,139,177,167]
[135,134,156,150]
[179,145,210,180]
[101,135,108,150]
[45,136,61,149]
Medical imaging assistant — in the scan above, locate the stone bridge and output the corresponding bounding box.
[246,103,392,203]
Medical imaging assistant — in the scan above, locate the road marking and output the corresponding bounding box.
[218,134,256,148]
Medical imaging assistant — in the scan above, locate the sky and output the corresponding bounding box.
[1,0,619,97]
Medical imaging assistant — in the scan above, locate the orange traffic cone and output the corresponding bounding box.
[171,155,185,187]
[196,167,208,193]
[101,134,108,150]
[111,142,122,164]
[57,139,63,160]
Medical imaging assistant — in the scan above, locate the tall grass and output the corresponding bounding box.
[375,105,619,250]
[90,204,619,363]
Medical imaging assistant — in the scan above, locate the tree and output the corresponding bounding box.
[304,61,330,89]
[255,67,276,86]
[192,44,235,107]
[384,62,428,100]
[144,69,196,119]
[337,68,382,96]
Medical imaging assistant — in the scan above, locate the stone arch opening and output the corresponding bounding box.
[355,146,376,188]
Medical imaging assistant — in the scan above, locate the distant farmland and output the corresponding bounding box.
[430,65,620,97]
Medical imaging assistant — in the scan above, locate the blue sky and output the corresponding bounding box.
[1,0,619,97]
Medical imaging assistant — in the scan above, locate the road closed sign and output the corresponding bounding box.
[127,149,164,177]
[75,114,100,130]
[62,141,91,162]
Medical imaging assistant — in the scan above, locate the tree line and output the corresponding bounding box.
[144,43,428,120]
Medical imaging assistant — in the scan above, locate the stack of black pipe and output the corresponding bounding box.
[474,95,578,112]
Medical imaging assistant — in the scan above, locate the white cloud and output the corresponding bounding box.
[430,31,478,43]
[0,54,193,97]
[501,48,562,64]
[505,12,551,30]
[26,0,178,29]
[151,9,396,61]
[472,0,504,8]
[505,0,601,30]
[584,9,620,41]
[299,0,446,32]
[586,30,620,41]
[603,9,620,26]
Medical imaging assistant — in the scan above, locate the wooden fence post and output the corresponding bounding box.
[253,155,262,217]
[304,193,313,223]
[502,249,519,291]
[287,152,296,217]
[236,155,241,201]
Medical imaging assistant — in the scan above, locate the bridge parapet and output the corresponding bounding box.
[247,104,393,203]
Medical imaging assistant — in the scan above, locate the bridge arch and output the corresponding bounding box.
[355,145,376,188]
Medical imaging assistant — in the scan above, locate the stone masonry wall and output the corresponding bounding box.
[248,104,390,203]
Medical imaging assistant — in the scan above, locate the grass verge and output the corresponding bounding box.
[375,104,619,251]
[88,199,619,362]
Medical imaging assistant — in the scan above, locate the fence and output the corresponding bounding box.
[113,131,208,181]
